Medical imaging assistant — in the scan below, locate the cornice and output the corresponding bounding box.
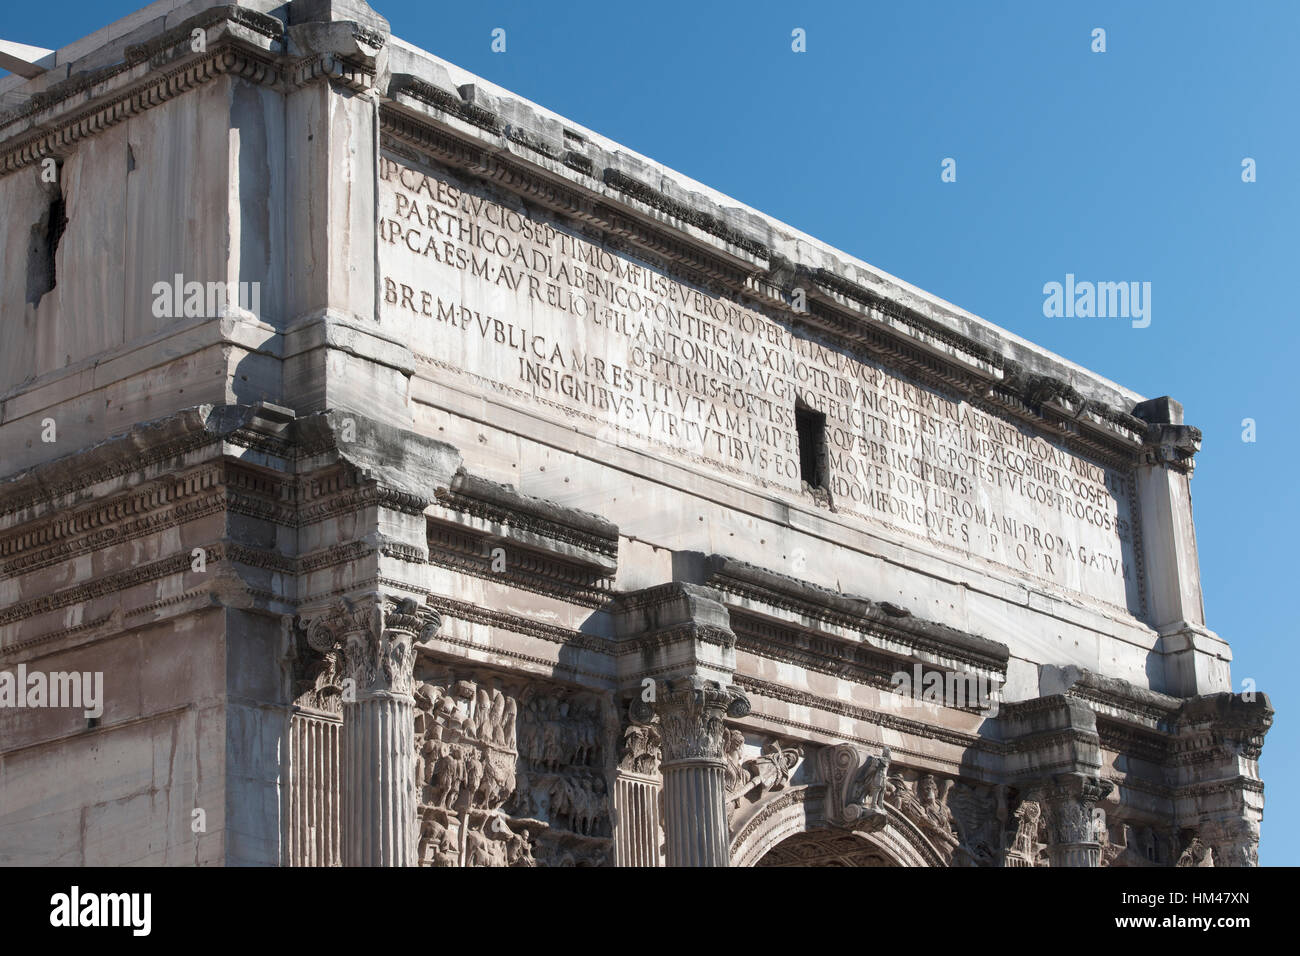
[420,593,613,662]
[704,554,1009,675]
[1,44,281,177]
[425,520,615,609]
[734,674,998,755]
[438,469,618,560]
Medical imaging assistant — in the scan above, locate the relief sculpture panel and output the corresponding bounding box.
[414,664,615,867]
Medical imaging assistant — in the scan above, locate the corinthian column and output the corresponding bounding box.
[645,677,750,867]
[1041,774,1113,867]
[307,594,440,866]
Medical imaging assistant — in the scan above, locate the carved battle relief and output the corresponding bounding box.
[413,665,615,867]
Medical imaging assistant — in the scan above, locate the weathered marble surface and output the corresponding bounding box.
[0,0,1269,867]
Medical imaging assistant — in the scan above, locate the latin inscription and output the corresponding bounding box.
[377,154,1139,608]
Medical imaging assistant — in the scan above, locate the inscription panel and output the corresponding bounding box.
[377,151,1141,611]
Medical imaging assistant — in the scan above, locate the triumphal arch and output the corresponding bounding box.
[0,0,1271,867]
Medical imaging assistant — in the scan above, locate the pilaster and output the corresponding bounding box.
[1133,396,1231,695]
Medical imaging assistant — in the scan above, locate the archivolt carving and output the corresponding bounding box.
[730,742,1008,868]
[728,785,939,868]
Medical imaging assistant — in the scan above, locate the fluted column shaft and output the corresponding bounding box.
[342,691,416,866]
[662,763,730,866]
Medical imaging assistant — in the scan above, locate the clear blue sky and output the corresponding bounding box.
[4,1,1296,864]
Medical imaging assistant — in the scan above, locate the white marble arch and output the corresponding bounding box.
[730,786,948,868]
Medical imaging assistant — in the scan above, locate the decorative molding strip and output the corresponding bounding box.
[706,555,1009,674]
[421,593,613,657]
[0,549,206,627]
[426,523,614,609]
[601,167,769,260]
[734,674,998,754]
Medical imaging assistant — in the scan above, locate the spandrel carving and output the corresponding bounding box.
[727,735,802,811]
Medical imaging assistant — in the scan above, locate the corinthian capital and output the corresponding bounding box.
[1042,774,1113,846]
[644,676,749,766]
[301,594,441,700]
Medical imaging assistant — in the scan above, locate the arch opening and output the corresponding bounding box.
[755,829,898,867]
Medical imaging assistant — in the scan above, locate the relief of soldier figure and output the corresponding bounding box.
[413,668,614,866]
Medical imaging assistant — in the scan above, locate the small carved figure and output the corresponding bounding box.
[501,697,517,750]
[428,743,463,809]
[853,746,891,811]
[419,814,457,867]
[1010,799,1042,860]
[459,748,485,810]
[506,830,535,867]
[1177,835,1214,868]
[722,729,748,796]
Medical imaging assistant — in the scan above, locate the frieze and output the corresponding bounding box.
[0,610,119,661]
[738,706,960,771]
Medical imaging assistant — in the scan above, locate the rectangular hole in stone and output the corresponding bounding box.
[795,401,828,491]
